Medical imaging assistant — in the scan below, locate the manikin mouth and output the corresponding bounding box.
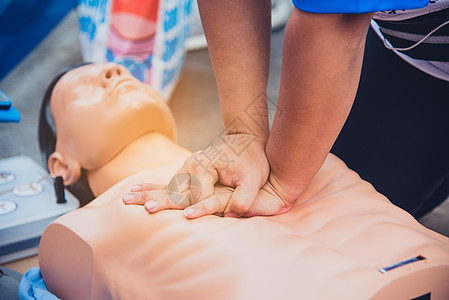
[108,78,141,95]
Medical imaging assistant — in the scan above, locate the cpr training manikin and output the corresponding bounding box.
[38,63,449,299]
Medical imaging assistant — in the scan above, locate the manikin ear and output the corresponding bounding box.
[48,152,82,186]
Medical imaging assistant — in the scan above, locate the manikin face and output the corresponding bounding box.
[51,63,175,171]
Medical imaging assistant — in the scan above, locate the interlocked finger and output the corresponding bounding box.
[223,179,260,217]
[183,186,233,219]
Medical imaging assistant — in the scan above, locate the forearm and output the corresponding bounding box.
[197,0,272,141]
[267,9,373,200]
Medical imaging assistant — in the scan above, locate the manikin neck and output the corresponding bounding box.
[87,132,191,196]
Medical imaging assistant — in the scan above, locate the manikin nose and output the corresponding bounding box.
[101,63,125,86]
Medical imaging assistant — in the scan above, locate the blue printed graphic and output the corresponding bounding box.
[159,0,192,90]
[164,7,177,32]
[163,37,178,62]
[79,16,96,41]
[79,0,108,22]
[184,0,192,16]
[78,0,109,42]
[107,49,152,82]
[162,66,177,89]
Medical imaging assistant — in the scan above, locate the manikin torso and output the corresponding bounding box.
[40,63,449,300]
[40,153,449,300]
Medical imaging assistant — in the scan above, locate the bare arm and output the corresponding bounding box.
[198,0,272,140]
[266,9,374,203]
[143,0,273,217]
[161,0,273,216]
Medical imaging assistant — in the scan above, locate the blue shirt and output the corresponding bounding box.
[292,0,428,14]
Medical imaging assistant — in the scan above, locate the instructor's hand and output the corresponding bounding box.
[123,175,296,218]
[124,133,269,218]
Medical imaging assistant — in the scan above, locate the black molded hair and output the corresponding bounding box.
[38,62,92,169]
[38,62,95,205]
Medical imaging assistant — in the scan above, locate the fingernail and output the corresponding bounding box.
[123,194,134,203]
[145,200,158,210]
[130,185,141,192]
[184,208,195,217]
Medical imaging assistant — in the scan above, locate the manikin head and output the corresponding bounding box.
[38,63,176,198]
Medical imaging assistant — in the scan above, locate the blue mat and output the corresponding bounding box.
[0,0,77,81]
[19,268,59,300]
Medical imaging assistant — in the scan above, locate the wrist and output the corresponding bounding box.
[224,132,268,150]
[268,170,309,204]
[221,92,270,144]
[225,128,267,140]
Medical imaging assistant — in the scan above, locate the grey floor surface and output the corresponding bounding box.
[0,10,447,237]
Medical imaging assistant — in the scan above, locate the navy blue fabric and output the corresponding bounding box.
[292,0,428,13]
[0,0,76,80]
[332,28,449,218]
[18,268,59,300]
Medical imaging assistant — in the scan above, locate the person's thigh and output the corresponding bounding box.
[332,28,449,218]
